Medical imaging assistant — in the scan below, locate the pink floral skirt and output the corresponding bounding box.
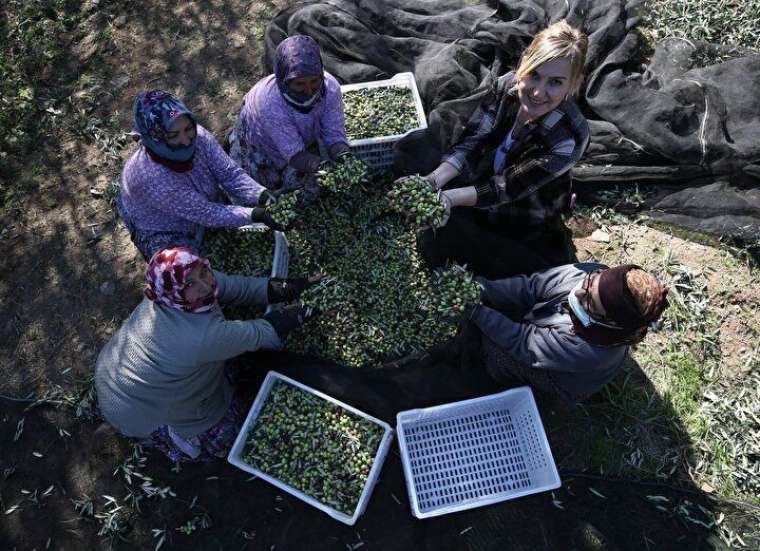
[138,395,247,463]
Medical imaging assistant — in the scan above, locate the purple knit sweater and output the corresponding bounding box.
[120,125,266,233]
[237,72,347,170]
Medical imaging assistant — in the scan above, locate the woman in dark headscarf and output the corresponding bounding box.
[119,90,283,261]
[466,262,669,403]
[229,35,351,201]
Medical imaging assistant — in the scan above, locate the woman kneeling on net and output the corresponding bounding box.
[466,263,669,403]
[398,21,590,278]
[229,35,351,202]
[95,246,318,462]
[119,91,284,261]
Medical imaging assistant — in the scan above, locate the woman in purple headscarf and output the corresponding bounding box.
[119,90,284,261]
[229,35,351,201]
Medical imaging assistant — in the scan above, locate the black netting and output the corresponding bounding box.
[264,0,760,242]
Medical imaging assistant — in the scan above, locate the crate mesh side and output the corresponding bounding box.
[403,407,536,513]
[516,408,551,474]
[350,142,395,172]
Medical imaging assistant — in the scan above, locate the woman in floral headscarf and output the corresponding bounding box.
[229,35,351,201]
[119,90,284,261]
[94,246,319,462]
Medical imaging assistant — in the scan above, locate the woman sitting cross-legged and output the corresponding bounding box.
[119,90,284,261]
[94,246,318,462]
[467,263,670,403]
[397,21,590,279]
[229,35,351,202]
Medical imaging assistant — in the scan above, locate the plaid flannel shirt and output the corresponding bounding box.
[443,72,590,225]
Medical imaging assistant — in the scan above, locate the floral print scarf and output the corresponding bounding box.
[133,90,196,167]
[144,246,218,313]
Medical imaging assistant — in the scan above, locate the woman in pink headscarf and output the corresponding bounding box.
[95,246,318,462]
[229,35,351,202]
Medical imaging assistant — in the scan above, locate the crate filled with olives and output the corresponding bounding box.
[340,72,427,172]
[227,372,394,525]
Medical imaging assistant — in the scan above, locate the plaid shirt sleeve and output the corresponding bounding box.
[442,97,499,178]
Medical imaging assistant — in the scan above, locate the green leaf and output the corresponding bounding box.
[18,87,33,101]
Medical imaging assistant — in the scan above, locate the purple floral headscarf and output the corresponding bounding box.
[274,35,325,112]
[133,90,196,162]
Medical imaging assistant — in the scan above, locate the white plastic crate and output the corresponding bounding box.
[227,371,394,525]
[340,72,427,173]
[396,386,560,518]
[271,230,289,279]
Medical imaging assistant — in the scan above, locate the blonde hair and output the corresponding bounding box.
[515,21,588,97]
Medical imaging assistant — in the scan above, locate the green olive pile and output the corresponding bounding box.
[202,228,275,318]
[282,160,481,368]
[202,227,274,277]
[317,155,370,194]
[343,86,419,140]
[201,159,481,368]
[387,175,447,227]
[243,380,385,515]
[266,189,300,227]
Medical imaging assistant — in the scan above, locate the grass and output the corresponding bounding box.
[0,0,127,224]
[575,196,760,545]
[642,0,760,51]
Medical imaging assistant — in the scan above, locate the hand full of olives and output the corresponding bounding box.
[387,174,449,228]
[266,189,301,227]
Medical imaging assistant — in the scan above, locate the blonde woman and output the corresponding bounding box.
[404,21,590,278]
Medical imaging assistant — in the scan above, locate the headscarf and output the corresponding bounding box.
[570,265,669,347]
[598,265,669,328]
[274,35,325,112]
[133,90,197,169]
[144,247,218,313]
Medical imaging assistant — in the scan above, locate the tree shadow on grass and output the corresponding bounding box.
[0,0,282,394]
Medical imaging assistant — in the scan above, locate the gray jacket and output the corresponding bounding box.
[471,263,628,401]
[95,271,281,438]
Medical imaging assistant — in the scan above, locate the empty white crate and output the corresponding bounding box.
[227,371,394,525]
[396,386,560,518]
[340,72,427,173]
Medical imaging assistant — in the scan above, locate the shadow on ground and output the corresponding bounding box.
[1,350,744,550]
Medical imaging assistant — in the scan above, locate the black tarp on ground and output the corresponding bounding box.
[264,0,760,241]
